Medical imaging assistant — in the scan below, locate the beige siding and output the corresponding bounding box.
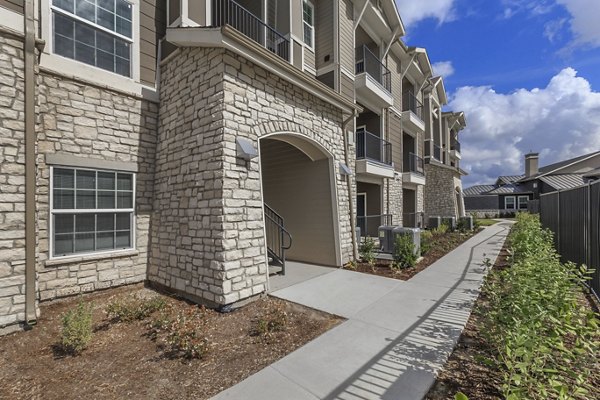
[338,0,354,72]
[315,0,333,70]
[340,73,354,102]
[388,53,402,106]
[261,139,337,267]
[389,111,402,171]
[304,48,315,73]
[0,0,23,14]
[140,0,166,87]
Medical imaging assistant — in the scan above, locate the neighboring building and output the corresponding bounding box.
[465,151,600,216]
[0,0,467,333]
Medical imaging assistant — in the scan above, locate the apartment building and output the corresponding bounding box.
[0,0,466,333]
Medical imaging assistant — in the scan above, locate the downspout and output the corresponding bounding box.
[24,0,37,325]
[342,110,359,261]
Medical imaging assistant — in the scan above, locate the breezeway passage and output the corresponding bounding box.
[213,222,512,400]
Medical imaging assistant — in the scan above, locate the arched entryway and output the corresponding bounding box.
[259,133,341,268]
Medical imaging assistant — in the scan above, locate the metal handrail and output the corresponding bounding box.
[357,214,393,238]
[356,129,392,166]
[212,0,290,61]
[407,152,424,175]
[264,203,292,275]
[402,91,423,119]
[355,45,391,92]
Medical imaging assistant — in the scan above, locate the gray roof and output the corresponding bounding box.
[520,150,600,181]
[497,175,524,184]
[463,185,496,196]
[539,174,587,190]
[486,183,532,194]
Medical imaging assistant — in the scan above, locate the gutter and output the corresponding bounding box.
[342,110,359,262]
[24,0,36,325]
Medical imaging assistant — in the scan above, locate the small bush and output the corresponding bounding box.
[456,218,471,233]
[255,301,288,339]
[61,300,94,355]
[359,237,377,265]
[150,306,209,360]
[106,294,167,323]
[420,230,433,255]
[432,223,449,235]
[392,234,417,269]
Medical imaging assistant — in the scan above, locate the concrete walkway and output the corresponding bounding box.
[213,222,512,400]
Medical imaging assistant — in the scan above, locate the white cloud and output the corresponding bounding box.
[395,0,456,28]
[432,61,455,78]
[450,68,600,186]
[556,0,600,48]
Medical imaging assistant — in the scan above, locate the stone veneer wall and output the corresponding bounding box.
[385,179,403,226]
[35,72,158,301]
[0,32,27,331]
[424,163,459,219]
[150,47,352,307]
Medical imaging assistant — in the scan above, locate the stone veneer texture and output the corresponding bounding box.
[424,163,460,218]
[149,47,353,306]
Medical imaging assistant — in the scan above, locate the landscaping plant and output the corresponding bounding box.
[105,294,167,323]
[420,230,433,256]
[150,306,209,360]
[255,301,288,340]
[480,213,598,399]
[359,236,377,265]
[392,234,417,269]
[60,299,94,355]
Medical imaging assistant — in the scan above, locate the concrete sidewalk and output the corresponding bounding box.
[213,222,512,400]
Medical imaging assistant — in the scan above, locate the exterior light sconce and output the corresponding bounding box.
[339,162,352,176]
[236,137,258,160]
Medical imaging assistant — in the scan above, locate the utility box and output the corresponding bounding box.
[428,216,442,229]
[378,226,396,253]
[458,216,474,231]
[441,216,456,231]
[392,227,421,256]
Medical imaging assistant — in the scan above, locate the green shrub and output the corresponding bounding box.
[432,223,449,235]
[481,213,598,399]
[61,300,94,354]
[150,306,209,360]
[392,234,417,269]
[456,218,471,233]
[106,294,167,323]
[420,230,433,256]
[359,237,377,265]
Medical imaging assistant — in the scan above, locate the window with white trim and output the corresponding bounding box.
[51,0,133,77]
[504,196,516,210]
[51,167,135,258]
[302,0,314,48]
[518,195,529,210]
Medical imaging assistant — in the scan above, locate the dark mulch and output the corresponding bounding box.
[0,284,341,400]
[346,229,483,281]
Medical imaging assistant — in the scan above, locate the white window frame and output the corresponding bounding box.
[39,0,142,89]
[302,0,315,51]
[504,196,516,210]
[518,195,529,210]
[49,165,136,260]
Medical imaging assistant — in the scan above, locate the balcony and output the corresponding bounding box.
[433,144,442,162]
[355,45,393,111]
[357,214,393,238]
[450,140,461,160]
[402,152,426,186]
[212,0,289,61]
[401,91,425,132]
[355,129,394,178]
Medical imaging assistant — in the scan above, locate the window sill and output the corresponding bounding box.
[45,249,139,267]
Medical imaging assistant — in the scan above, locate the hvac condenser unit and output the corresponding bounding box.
[392,227,421,256]
[441,216,456,231]
[458,216,474,231]
[378,226,396,253]
[428,216,442,229]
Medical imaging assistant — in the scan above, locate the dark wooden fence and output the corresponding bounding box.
[539,180,600,298]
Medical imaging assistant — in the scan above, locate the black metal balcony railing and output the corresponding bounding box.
[355,45,391,92]
[356,129,392,166]
[451,140,461,153]
[402,91,423,119]
[406,152,424,175]
[212,0,289,61]
[433,144,441,161]
[357,214,393,238]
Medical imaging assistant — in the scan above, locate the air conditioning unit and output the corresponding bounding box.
[458,216,474,231]
[428,216,442,229]
[392,227,421,256]
[441,216,456,231]
[378,226,396,253]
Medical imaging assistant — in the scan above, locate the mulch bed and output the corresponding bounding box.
[346,229,483,281]
[0,284,342,400]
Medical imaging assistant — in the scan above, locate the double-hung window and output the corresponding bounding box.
[302,0,314,49]
[51,167,135,258]
[51,0,133,77]
[504,196,516,210]
[518,195,529,210]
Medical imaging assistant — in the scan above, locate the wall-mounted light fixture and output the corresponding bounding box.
[236,137,258,160]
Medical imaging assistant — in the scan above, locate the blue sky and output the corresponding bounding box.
[396,0,600,186]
